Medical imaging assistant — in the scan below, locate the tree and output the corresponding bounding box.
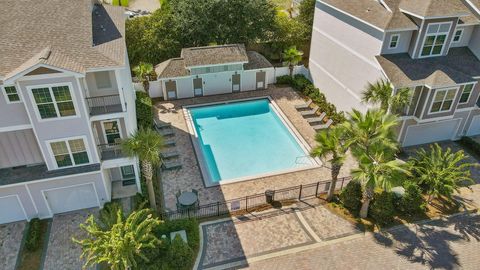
[73,209,162,270]
[271,12,308,57]
[362,79,411,113]
[297,0,315,37]
[409,144,475,203]
[133,62,154,94]
[310,125,351,201]
[122,128,165,210]
[283,46,303,76]
[343,109,403,218]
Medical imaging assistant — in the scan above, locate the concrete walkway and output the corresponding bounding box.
[0,221,26,270]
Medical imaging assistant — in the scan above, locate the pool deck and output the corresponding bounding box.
[154,86,356,211]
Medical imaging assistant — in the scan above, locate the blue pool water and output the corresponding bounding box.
[189,99,315,183]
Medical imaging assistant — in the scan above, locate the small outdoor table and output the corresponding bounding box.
[178,192,198,207]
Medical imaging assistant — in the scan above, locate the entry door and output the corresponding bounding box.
[256,71,266,90]
[44,184,99,215]
[232,74,241,92]
[0,196,26,224]
[193,78,203,96]
[165,81,177,100]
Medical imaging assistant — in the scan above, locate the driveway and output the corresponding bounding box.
[0,221,25,270]
[43,209,98,270]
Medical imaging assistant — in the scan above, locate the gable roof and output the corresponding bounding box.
[0,0,126,79]
[399,0,471,18]
[181,44,249,67]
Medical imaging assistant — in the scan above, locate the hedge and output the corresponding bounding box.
[25,218,42,251]
[339,181,362,213]
[136,91,153,129]
[276,74,346,124]
[398,181,426,216]
[369,191,395,226]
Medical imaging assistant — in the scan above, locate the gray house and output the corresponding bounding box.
[0,0,139,224]
[309,0,480,146]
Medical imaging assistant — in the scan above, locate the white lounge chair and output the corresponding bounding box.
[312,119,333,130]
[307,112,327,124]
[300,105,319,117]
[294,100,313,111]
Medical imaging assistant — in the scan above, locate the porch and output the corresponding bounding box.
[106,165,140,199]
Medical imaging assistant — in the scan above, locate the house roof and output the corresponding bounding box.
[0,0,126,79]
[376,47,480,88]
[399,0,471,18]
[155,58,189,79]
[181,44,249,67]
[244,51,274,70]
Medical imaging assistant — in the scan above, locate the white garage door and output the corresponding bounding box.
[44,183,99,215]
[403,119,461,147]
[0,195,26,224]
[467,115,480,136]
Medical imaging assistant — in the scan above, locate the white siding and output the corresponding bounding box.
[0,129,43,169]
[381,31,414,54]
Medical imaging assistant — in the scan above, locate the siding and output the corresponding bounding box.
[0,85,31,128]
[413,18,458,59]
[381,31,414,55]
[0,129,43,169]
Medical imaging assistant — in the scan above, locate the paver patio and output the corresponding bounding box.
[0,221,25,270]
[154,86,356,211]
[43,209,98,270]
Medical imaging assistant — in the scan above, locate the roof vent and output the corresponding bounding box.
[39,49,51,60]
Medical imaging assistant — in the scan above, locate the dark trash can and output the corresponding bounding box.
[265,190,275,204]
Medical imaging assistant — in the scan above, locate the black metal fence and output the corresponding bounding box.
[160,176,352,220]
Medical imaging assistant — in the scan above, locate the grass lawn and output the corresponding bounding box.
[16,220,49,270]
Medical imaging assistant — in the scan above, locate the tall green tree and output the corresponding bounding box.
[297,0,315,37]
[409,144,475,203]
[133,62,154,94]
[122,128,165,210]
[343,109,401,218]
[282,46,303,76]
[310,126,351,201]
[271,12,307,57]
[74,209,161,270]
[362,79,411,113]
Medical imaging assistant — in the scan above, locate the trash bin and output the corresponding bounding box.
[265,190,275,204]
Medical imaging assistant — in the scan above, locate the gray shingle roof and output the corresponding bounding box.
[181,44,249,67]
[0,0,125,79]
[244,51,274,70]
[155,58,189,79]
[399,0,471,18]
[376,48,480,88]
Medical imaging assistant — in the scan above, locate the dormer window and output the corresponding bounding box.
[420,22,451,57]
[453,29,463,43]
[389,34,400,49]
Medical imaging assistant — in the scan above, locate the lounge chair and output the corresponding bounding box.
[312,119,333,130]
[157,127,175,137]
[300,105,319,117]
[164,138,176,147]
[294,99,313,111]
[161,150,179,159]
[154,118,171,129]
[162,159,182,170]
[306,112,327,124]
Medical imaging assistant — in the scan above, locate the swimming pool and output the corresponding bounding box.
[186,98,318,186]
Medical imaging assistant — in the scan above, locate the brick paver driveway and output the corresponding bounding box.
[0,221,25,270]
[246,213,480,270]
[43,209,98,270]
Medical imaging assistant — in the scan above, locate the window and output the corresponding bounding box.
[389,34,400,49]
[50,138,89,168]
[430,88,457,113]
[421,23,451,57]
[453,29,463,43]
[121,165,135,179]
[94,71,112,89]
[102,120,121,144]
[459,84,474,104]
[2,85,21,103]
[31,85,76,119]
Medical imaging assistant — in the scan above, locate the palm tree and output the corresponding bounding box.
[133,62,154,94]
[122,128,164,210]
[409,144,475,203]
[343,109,401,218]
[310,125,351,201]
[362,79,411,113]
[351,148,409,218]
[282,46,303,77]
[74,208,161,270]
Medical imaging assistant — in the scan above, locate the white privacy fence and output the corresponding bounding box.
[273,65,311,82]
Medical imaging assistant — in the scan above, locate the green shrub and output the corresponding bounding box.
[339,181,362,213]
[291,74,311,91]
[99,202,123,230]
[136,91,153,129]
[166,235,195,270]
[369,191,395,226]
[120,0,129,6]
[25,218,42,251]
[399,181,426,216]
[458,136,480,157]
[276,75,293,85]
[112,0,120,5]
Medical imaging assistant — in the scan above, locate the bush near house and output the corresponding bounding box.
[25,218,42,251]
[339,181,362,213]
[398,181,426,216]
[135,91,153,129]
[369,191,396,227]
[276,74,346,124]
[458,136,480,157]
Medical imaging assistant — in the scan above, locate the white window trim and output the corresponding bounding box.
[452,28,464,43]
[1,85,22,104]
[428,87,458,114]
[459,83,476,104]
[389,34,400,49]
[419,22,452,59]
[46,135,92,170]
[100,119,123,145]
[26,82,80,122]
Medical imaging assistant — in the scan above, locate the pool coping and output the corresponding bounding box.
[182,96,322,188]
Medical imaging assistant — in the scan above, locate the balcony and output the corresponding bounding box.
[86,94,124,116]
[97,143,126,160]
